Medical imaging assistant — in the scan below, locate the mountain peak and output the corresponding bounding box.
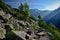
[55,7,60,10]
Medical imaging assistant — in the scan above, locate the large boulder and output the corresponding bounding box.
[8,17,17,25]
[2,13,12,20]
[36,31,53,40]
[18,20,26,26]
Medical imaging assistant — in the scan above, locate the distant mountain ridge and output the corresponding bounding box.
[43,7,60,28]
[30,7,60,29]
[30,9,51,19]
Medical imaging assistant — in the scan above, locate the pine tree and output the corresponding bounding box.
[24,3,30,21]
[18,2,25,20]
[18,3,24,13]
[38,15,41,20]
[18,2,30,21]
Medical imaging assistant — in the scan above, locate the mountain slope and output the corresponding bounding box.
[43,7,60,28]
[0,0,17,15]
[0,0,60,40]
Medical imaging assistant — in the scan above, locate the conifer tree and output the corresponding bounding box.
[24,3,30,21]
[18,3,24,13]
[18,1,30,21]
[38,15,41,20]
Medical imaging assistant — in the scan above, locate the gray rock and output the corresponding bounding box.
[0,10,5,16]
[13,31,27,40]
[13,31,37,40]
[18,20,26,26]
[2,13,12,20]
[0,23,5,28]
[8,17,16,24]
[39,35,50,40]
[0,27,6,39]
[36,32,53,40]
[0,20,4,23]
[37,32,46,36]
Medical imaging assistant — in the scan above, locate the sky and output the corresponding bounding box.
[3,0,60,10]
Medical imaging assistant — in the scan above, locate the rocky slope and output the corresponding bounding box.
[0,0,60,40]
[0,8,53,40]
